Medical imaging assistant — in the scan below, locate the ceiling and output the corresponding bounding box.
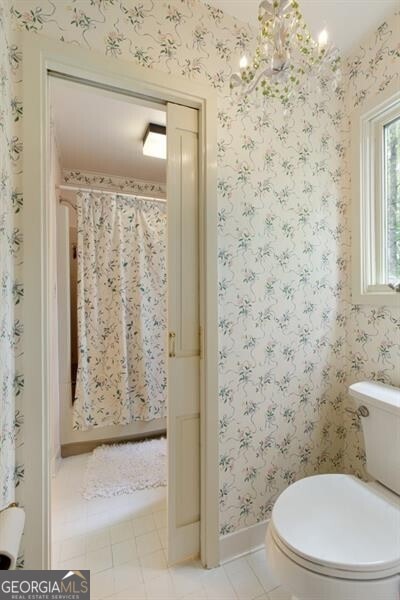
[206,0,398,54]
[51,78,166,182]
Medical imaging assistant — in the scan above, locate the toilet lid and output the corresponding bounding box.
[271,474,400,573]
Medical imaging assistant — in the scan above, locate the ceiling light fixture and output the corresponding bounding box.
[143,123,166,159]
[230,0,340,103]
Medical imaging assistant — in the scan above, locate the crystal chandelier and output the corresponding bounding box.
[230,0,340,102]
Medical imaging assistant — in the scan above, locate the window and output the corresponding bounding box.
[385,116,400,286]
[352,84,400,305]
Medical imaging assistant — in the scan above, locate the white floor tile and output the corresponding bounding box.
[63,504,88,523]
[135,531,162,557]
[87,511,117,533]
[139,549,168,583]
[202,567,238,600]
[144,571,177,600]
[132,514,156,537]
[268,586,292,600]
[112,539,137,566]
[86,545,113,574]
[91,567,116,599]
[56,554,87,571]
[60,535,87,561]
[168,559,206,597]
[54,518,88,542]
[224,556,264,600]
[108,584,147,600]
[247,550,279,593]
[153,510,166,530]
[181,589,208,600]
[86,528,111,553]
[110,520,134,545]
[113,560,143,592]
[50,455,287,600]
[157,527,167,549]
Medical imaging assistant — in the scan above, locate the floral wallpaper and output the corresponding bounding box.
[73,191,167,430]
[342,14,400,477]
[0,0,16,510]
[63,168,166,199]
[0,0,24,520]
[216,85,349,532]
[1,0,398,565]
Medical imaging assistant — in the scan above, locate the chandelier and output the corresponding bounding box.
[230,0,340,102]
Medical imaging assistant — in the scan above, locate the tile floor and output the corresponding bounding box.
[52,453,289,600]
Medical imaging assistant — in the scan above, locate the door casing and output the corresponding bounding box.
[22,32,219,569]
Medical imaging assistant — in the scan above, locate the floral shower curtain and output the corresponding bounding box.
[73,191,167,430]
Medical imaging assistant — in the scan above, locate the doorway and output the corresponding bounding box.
[22,32,219,570]
[49,77,171,570]
[49,73,202,568]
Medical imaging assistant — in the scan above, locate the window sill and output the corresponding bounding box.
[352,285,400,307]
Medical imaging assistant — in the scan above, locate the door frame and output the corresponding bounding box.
[22,32,219,569]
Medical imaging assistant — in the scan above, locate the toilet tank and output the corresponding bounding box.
[349,381,400,495]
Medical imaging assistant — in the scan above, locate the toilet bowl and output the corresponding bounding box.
[265,381,400,600]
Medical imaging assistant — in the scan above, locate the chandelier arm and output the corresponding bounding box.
[245,67,274,95]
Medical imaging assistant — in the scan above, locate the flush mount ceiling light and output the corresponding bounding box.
[230,0,340,103]
[143,123,166,159]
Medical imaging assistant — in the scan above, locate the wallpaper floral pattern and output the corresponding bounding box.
[73,192,167,430]
[63,168,166,199]
[0,0,398,565]
[0,0,24,520]
[0,0,16,510]
[342,15,400,477]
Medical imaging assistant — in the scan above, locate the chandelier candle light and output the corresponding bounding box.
[230,0,340,102]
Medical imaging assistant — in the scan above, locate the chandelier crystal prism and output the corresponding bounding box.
[230,0,340,102]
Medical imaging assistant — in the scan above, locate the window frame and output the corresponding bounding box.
[351,81,400,306]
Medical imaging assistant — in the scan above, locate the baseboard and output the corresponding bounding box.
[61,429,167,457]
[219,519,269,564]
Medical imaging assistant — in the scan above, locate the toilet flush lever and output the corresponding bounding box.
[345,405,369,418]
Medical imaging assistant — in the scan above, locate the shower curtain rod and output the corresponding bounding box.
[56,184,167,203]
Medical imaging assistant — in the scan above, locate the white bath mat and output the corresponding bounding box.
[83,438,166,499]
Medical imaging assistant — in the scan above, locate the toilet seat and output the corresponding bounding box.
[270,474,400,580]
[269,523,399,581]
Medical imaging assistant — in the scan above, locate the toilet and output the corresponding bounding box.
[265,381,400,600]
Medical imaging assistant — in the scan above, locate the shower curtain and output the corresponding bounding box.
[73,191,167,431]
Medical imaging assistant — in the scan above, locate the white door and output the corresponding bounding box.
[167,103,200,564]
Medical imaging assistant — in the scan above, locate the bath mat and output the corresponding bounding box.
[83,438,166,499]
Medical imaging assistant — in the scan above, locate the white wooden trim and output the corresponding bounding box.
[219,520,269,564]
[22,32,219,569]
[50,453,61,479]
[351,79,400,306]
